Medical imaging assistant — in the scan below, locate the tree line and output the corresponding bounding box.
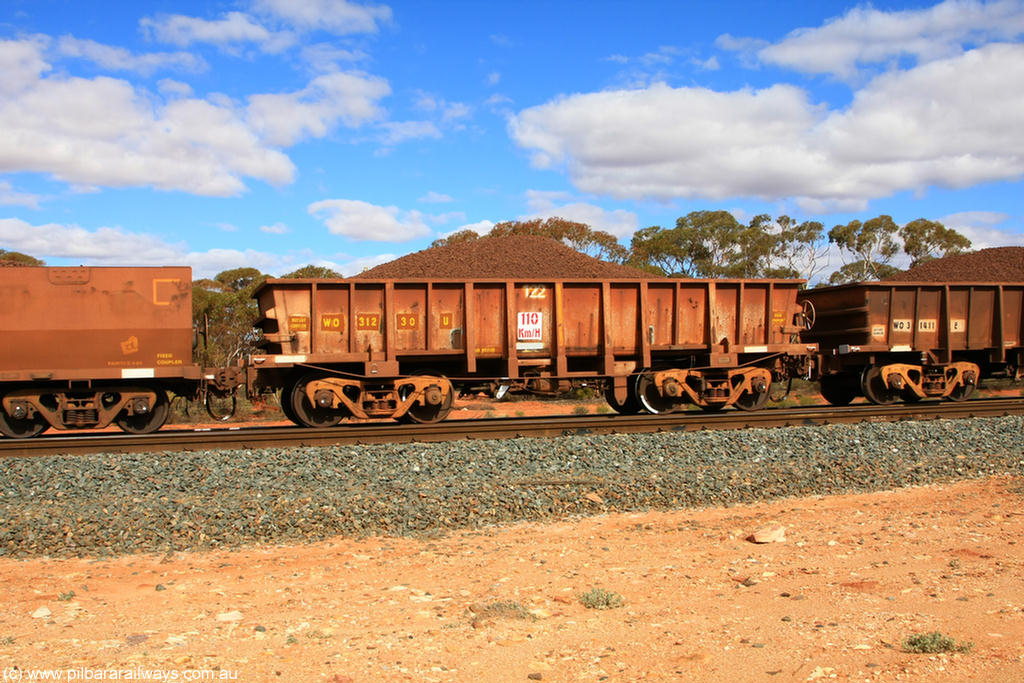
[434,213,971,283]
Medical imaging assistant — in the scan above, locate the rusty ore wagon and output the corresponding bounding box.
[799,281,1024,405]
[247,277,816,426]
[0,266,227,437]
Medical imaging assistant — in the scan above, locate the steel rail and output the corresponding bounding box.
[2,397,1023,459]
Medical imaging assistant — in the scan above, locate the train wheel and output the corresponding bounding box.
[399,374,453,424]
[819,374,858,406]
[115,388,169,434]
[734,387,770,411]
[860,366,898,405]
[603,382,641,415]
[636,371,678,414]
[289,374,345,428]
[0,401,49,439]
[946,381,976,402]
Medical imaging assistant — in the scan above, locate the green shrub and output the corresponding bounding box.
[902,631,973,654]
[578,588,625,610]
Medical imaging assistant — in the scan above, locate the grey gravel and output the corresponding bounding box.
[2,416,1022,558]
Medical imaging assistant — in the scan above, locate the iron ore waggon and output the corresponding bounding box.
[799,281,1024,405]
[0,266,227,437]
[246,277,816,425]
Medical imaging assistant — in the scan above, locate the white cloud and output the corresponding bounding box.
[301,43,368,72]
[748,0,1024,80]
[334,251,397,276]
[418,191,453,203]
[693,55,720,71]
[439,219,495,238]
[0,216,294,278]
[140,11,294,53]
[308,198,432,242]
[0,216,178,264]
[939,210,1024,249]
[0,35,50,95]
[0,38,397,196]
[57,36,205,75]
[510,81,822,201]
[442,101,472,123]
[260,222,289,234]
[427,210,466,225]
[246,71,390,146]
[375,120,442,145]
[157,79,194,97]
[524,191,638,238]
[486,71,501,86]
[0,38,295,196]
[252,0,392,35]
[509,43,1024,208]
[0,181,43,208]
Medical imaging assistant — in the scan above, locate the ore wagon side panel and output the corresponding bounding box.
[511,281,554,357]
[253,276,810,379]
[562,283,601,354]
[0,266,195,378]
[470,283,506,358]
[674,283,709,347]
[310,282,349,354]
[803,281,1024,355]
[607,283,640,353]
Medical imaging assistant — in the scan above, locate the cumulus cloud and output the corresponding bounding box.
[0,217,291,277]
[140,11,294,53]
[308,198,432,242]
[246,71,390,146]
[0,36,50,95]
[453,219,496,235]
[524,190,638,238]
[57,36,205,75]
[375,120,442,145]
[940,210,1023,249]
[260,222,289,234]
[252,0,392,35]
[0,181,43,208]
[0,37,395,196]
[418,191,453,203]
[509,43,1024,208]
[141,1,390,54]
[738,0,1024,80]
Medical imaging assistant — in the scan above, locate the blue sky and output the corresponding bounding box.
[1,0,1023,280]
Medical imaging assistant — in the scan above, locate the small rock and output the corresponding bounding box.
[583,492,604,505]
[216,610,244,622]
[528,674,543,681]
[31,607,51,619]
[747,525,786,544]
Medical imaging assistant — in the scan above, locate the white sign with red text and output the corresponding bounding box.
[517,311,543,341]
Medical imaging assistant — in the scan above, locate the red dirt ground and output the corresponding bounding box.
[1,478,1021,683]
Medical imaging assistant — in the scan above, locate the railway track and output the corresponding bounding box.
[3,396,1024,458]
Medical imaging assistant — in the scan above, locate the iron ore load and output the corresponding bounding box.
[0,266,235,437]
[249,276,816,425]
